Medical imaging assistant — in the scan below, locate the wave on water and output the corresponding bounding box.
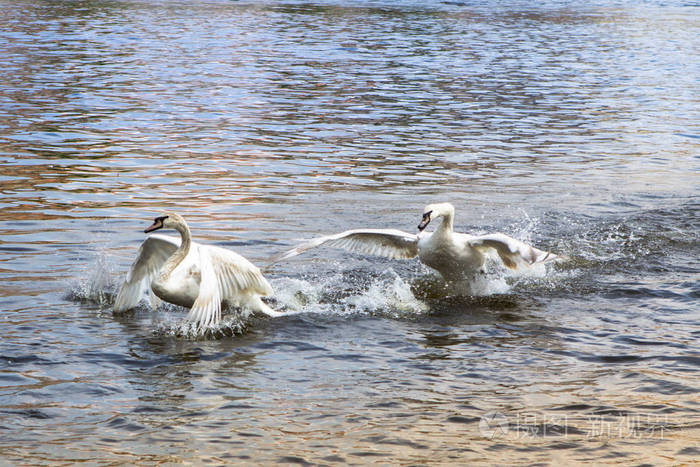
[551,201,699,273]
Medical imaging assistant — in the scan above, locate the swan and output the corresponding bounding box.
[271,202,563,283]
[114,213,282,329]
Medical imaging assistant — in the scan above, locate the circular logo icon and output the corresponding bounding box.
[479,411,509,439]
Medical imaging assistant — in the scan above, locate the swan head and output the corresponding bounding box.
[418,202,455,232]
[144,212,186,233]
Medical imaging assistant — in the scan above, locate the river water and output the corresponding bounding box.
[1,0,698,464]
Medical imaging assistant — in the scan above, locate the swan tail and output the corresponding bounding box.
[247,295,284,318]
[468,233,566,270]
[532,250,567,265]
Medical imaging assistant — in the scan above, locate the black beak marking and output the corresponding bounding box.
[418,210,432,231]
[144,215,168,233]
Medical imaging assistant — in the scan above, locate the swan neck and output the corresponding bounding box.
[161,220,192,277]
[437,211,454,234]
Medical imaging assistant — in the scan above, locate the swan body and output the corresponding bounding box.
[114,213,281,328]
[271,202,563,282]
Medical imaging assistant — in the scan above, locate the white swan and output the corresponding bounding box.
[114,213,281,329]
[271,202,563,282]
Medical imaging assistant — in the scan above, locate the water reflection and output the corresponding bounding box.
[1,0,699,464]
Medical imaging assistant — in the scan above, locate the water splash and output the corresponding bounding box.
[342,269,428,316]
[509,208,541,245]
[68,250,255,338]
[270,268,427,317]
[67,251,119,309]
[154,311,250,339]
[269,276,334,314]
[68,246,567,338]
[267,264,564,318]
[408,264,513,299]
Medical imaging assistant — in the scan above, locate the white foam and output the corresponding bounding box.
[342,269,427,316]
[269,276,329,313]
[270,268,427,317]
[154,312,250,339]
[454,271,511,296]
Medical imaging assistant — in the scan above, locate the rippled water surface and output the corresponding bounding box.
[1,0,699,464]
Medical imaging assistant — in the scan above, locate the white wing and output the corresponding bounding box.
[467,233,561,270]
[270,229,419,263]
[186,246,222,328]
[209,245,273,297]
[114,234,179,312]
[186,244,273,328]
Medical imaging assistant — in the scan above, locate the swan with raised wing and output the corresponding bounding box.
[114,213,281,328]
[271,202,563,282]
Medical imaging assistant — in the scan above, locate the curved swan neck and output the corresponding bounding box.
[174,218,192,252]
[160,216,192,277]
[436,206,454,234]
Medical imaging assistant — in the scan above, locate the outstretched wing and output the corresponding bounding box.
[186,244,273,328]
[113,234,179,312]
[270,229,419,263]
[467,233,561,270]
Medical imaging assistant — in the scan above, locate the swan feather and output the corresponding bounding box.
[270,228,419,263]
[186,244,273,328]
[115,215,278,329]
[467,233,560,270]
[186,246,222,328]
[269,203,565,284]
[114,234,179,312]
